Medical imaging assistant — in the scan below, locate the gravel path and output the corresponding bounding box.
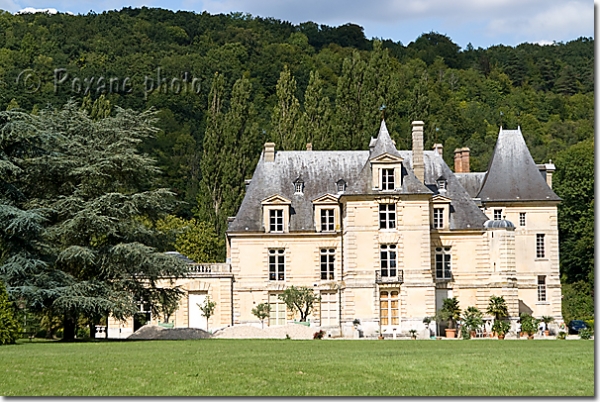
[213,324,318,339]
[127,325,212,340]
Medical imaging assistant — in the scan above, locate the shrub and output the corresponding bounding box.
[313,330,325,340]
[579,328,593,340]
[0,281,20,345]
[557,331,567,340]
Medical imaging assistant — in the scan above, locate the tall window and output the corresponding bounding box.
[269,209,283,232]
[382,168,394,190]
[494,209,502,220]
[269,249,285,281]
[320,248,335,280]
[519,212,526,226]
[321,209,335,232]
[380,290,399,326]
[433,208,444,229]
[380,244,397,277]
[537,275,547,302]
[435,247,452,279]
[268,293,286,326]
[536,234,545,258]
[379,204,396,229]
[294,182,303,194]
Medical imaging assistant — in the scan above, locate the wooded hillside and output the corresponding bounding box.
[0,8,594,319]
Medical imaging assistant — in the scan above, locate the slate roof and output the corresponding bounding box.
[476,127,561,202]
[228,120,487,233]
[401,151,488,230]
[455,172,486,198]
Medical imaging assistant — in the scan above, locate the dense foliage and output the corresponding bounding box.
[0,280,20,344]
[0,7,593,323]
[0,102,188,339]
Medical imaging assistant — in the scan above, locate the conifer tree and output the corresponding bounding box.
[0,102,188,340]
[271,65,302,150]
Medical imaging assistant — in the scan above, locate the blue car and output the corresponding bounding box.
[568,320,588,334]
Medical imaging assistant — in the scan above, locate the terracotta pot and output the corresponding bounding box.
[498,334,505,340]
[445,329,457,338]
[378,335,384,340]
[544,330,550,336]
[470,330,476,338]
[528,333,535,340]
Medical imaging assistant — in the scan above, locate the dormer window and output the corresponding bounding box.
[437,177,447,190]
[261,194,291,234]
[336,179,346,193]
[382,169,394,190]
[293,177,304,195]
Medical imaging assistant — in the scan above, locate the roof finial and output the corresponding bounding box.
[379,104,386,120]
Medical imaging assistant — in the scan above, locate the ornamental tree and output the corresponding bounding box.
[251,303,270,329]
[278,286,320,322]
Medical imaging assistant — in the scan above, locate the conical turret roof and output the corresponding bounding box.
[477,127,560,202]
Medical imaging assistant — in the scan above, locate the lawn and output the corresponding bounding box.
[0,338,594,396]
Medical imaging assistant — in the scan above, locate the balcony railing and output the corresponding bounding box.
[375,270,403,284]
[188,263,231,274]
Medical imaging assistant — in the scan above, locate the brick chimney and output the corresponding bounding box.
[263,142,275,162]
[412,121,425,183]
[306,142,313,151]
[454,148,463,173]
[432,143,443,157]
[461,147,470,173]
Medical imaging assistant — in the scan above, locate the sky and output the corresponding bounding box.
[2,0,595,49]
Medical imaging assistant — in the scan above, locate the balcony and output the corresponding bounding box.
[188,263,232,275]
[375,270,403,284]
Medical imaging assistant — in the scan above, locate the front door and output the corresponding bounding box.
[188,292,208,330]
[380,290,399,332]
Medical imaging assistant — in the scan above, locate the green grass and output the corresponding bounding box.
[0,339,594,396]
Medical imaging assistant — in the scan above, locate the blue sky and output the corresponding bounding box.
[3,0,595,49]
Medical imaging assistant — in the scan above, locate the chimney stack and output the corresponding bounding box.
[454,148,463,173]
[461,147,470,173]
[263,142,275,162]
[433,143,444,157]
[411,121,425,183]
[306,142,312,151]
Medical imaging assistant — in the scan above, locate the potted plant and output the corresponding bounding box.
[487,295,509,339]
[541,316,554,336]
[463,306,484,339]
[409,329,417,340]
[437,297,461,338]
[520,313,537,339]
[492,320,511,340]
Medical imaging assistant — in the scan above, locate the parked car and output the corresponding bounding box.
[568,320,588,335]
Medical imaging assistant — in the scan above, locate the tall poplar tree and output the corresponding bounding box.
[300,70,333,150]
[271,65,302,150]
[197,72,226,235]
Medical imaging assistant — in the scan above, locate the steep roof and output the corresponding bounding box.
[455,172,486,198]
[369,120,402,160]
[402,151,488,230]
[477,127,561,202]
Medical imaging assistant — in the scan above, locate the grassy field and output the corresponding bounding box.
[0,338,594,396]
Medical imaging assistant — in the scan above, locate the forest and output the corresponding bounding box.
[0,7,594,337]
